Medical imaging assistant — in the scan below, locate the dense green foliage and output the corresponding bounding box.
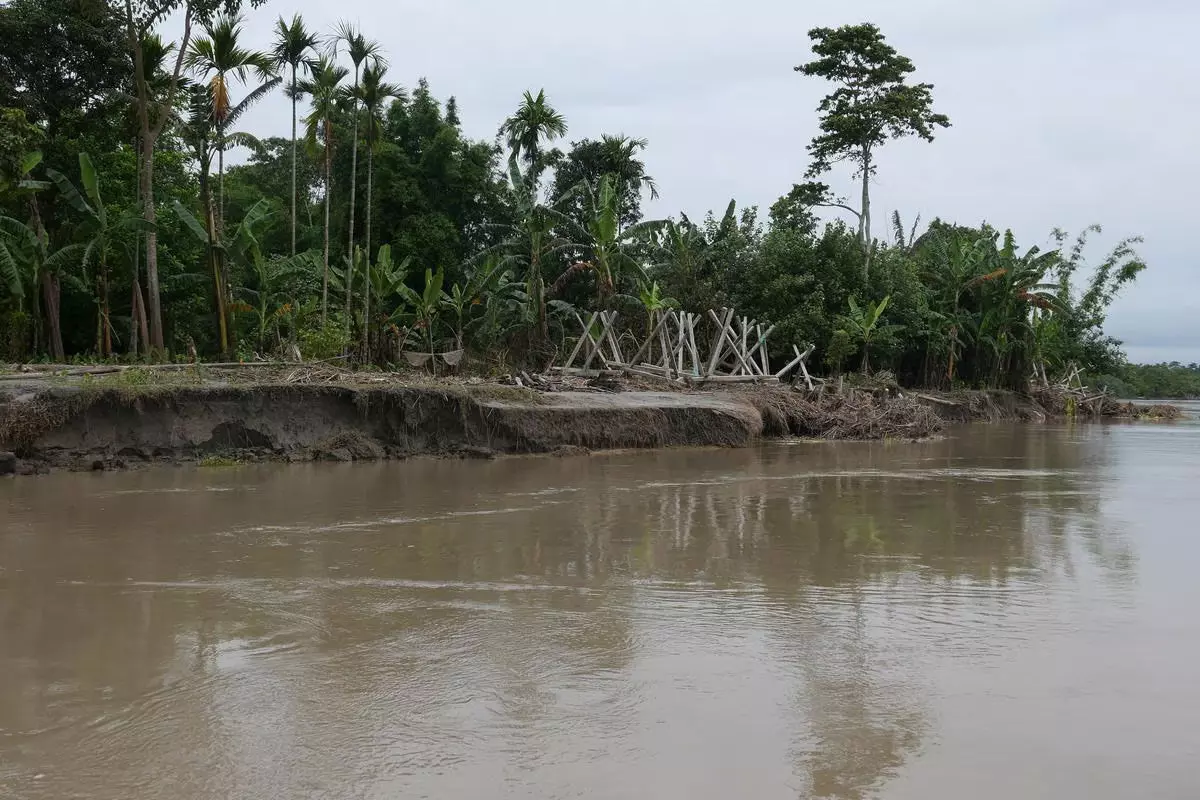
[1094,363,1200,399]
[0,6,1164,388]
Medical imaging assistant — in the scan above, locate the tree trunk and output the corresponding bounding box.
[204,183,230,359]
[126,2,192,357]
[139,135,164,354]
[947,327,957,384]
[96,257,111,357]
[362,146,372,358]
[860,343,870,375]
[860,146,872,282]
[217,143,225,239]
[345,72,360,343]
[132,280,149,358]
[41,271,64,362]
[290,65,298,256]
[321,134,331,325]
[129,280,140,358]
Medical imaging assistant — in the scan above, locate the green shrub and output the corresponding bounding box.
[298,320,348,361]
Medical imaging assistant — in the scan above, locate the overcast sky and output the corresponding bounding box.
[220,0,1198,364]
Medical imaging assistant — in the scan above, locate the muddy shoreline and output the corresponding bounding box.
[0,373,1166,476]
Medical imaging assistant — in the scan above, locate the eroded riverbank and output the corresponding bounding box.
[0,367,1178,475]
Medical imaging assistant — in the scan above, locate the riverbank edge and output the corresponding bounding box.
[0,381,1150,476]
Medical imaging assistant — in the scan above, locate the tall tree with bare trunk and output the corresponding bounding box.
[121,0,265,356]
[794,23,949,281]
[271,14,319,256]
[331,21,384,342]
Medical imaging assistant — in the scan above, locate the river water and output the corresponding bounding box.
[2,409,1199,799]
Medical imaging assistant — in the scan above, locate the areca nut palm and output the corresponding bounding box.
[500,89,567,182]
[298,55,349,324]
[332,21,385,341]
[179,82,270,357]
[271,14,320,256]
[186,13,277,233]
[356,61,403,354]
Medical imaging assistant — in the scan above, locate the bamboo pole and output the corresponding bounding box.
[578,311,603,370]
[705,308,734,377]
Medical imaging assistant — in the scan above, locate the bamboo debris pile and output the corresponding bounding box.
[745,386,944,440]
[1031,363,1112,417]
[554,307,822,387]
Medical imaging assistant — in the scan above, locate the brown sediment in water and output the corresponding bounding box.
[0,371,1182,475]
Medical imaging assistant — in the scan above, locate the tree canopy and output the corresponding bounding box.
[0,4,1158,389]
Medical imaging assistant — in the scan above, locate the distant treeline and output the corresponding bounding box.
[1094,363,1200,399]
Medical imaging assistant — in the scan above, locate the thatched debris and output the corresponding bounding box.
[740,386,944,440]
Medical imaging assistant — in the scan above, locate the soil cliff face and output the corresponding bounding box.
[0,385,765,471]
[6,378,1135,476]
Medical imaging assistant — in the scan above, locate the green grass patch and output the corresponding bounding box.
[198,455,242,468]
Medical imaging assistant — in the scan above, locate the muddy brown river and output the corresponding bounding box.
[3,410,1199,799]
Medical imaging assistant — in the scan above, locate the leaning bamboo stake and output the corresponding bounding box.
[627,311,669,369]
[561,311,594,370]
[757,325,770,376]
[776,344,807,380]
[658,313,673,376]
[674,313,687,376]
[744,323,776,375]
[686,315,701,376]
[602,312,624,367]
[705,308,734,377]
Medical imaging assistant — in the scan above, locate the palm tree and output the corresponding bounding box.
[178,83,271,358]
[298,56,349,323]
[480,157,580,346]
[597,134,659,212]
[271,14,320,256]
[186,14,278,232]
[356,61,403,354]
[500,89,567,184]
[332,21,385,341]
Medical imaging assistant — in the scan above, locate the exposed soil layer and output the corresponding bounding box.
[0,384,764,473]
[0,376,1181,475]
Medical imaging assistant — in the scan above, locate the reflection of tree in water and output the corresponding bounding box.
[613,426,1134,798]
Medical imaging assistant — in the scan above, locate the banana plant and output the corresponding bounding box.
[46,153,155,356]
[472,155,582,346]
[396,266,445,363]
[0,214,82,361]
[637,280,678,329]
[440,255,513,350]
[1,150,75,359]
[551,173,668,305]
[839,294,904,374]
[174,198,275,356]
[237,250,317,353]
[363,244,410,359]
